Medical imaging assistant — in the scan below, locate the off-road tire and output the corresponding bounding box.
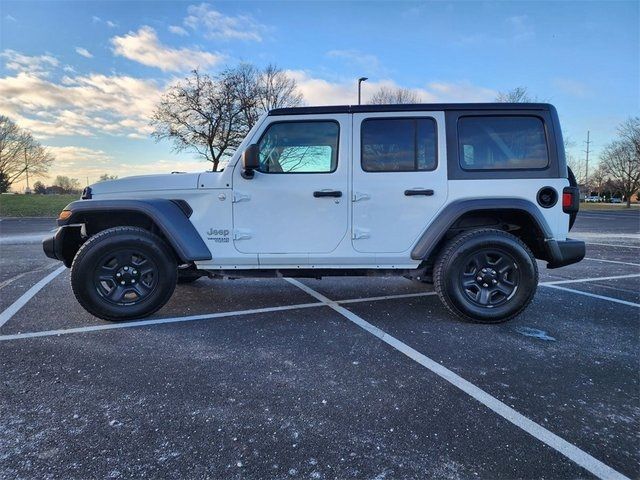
[434,229,538,323]
[71,227,177,321]
[567,167,578,230]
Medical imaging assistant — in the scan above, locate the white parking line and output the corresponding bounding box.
[338,291,437,304]
[0,302,325,341]
[540,273,640,285]
[0,265,66,328]
[0,263,59,290]
[541,284,640,308]
[584,257,640,267]
[284,278,629,480]
[2,271,638,339]
[586,242,640,249]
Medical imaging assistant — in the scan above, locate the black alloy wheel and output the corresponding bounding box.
[434,229,538,323]
[71,226,177,321]
[94,249,159,305]
[459,249,520,308]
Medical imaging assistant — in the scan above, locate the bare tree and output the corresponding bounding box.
[53,175,81,194]
[599,117,640,207]
[33,181,46,194]
[0,115,54,192]
[618,116,640,159]
[495,87,539,103]
[151,69,244,172]
[98,173,119,181]
[589,164,608,198]
[368,86,422,104]
[151,64,304,172]
[259,64,303,113]
[564,136,586,189]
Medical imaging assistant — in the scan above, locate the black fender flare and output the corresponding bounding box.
[410,198,554,261]
[59,199,212,262]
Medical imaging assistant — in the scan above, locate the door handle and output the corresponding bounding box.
[313,190,342,198]
[404,189,434,196]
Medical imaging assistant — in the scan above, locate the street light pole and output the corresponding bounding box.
[357,77,368,105]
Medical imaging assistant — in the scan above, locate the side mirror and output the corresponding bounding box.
[241,144,259,179]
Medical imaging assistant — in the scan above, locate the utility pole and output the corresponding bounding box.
[357,77,368,105]
[584,130,591,193]
[24,146,30,192]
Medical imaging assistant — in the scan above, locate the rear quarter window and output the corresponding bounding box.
[458,116,549,170]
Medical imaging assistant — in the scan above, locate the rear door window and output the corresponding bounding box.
[458,116,549,170]
[361,118,437,172]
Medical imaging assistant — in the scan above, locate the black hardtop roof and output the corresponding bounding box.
[269,103,554,116]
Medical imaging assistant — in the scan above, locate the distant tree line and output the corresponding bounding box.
[29,173,118,195]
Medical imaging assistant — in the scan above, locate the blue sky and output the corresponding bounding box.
[1,1,638,189]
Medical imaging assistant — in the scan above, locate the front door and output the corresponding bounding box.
[233,115,349,257]
[352,112,448,253]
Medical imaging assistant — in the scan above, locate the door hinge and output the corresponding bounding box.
[233,192,251,203]
[352,228,370,240]
[233,229,252,240]
[352,191,370,202]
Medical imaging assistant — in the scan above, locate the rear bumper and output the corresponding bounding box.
[546,238,586,269]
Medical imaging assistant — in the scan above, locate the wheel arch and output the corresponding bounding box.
[412,198,554,265]
[56,199,211,266]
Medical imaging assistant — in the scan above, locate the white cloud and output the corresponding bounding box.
[47,146,112,167]
[106,20,117,28]
[0,69,162,139]
[5,14,17,22]
[183,3,266,41]
[286,71,497,106]
[40,148,208,185]
[0,49,59,76]
[111,26,222,71]
[169,25,188,36]
[75,47,93,58]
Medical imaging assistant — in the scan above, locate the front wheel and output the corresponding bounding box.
[434,229,538,323]
[71,227,177,321]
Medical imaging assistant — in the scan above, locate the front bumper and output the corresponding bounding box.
[43,228,63,261]
[42,225,82,267]
[546,238,586,269]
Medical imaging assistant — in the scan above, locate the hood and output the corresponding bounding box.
[90,173,201,196]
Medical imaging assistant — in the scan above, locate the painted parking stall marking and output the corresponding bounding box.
[0,265,66,328]
[284,278,631,480]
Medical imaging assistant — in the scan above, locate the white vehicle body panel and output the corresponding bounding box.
[231,114,350,256]
[351,111,449,254]
[86,109,572,271]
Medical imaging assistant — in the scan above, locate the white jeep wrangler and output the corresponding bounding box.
[44,103,584,323]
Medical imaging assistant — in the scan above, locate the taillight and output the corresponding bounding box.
[562,187,579,213]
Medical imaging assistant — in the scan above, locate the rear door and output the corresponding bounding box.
[352,111,448,253]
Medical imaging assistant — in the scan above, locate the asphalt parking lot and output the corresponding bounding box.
[1,210,639,479]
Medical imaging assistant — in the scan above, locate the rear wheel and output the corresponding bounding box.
[71,227,177,321]
[434,229,538,323]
